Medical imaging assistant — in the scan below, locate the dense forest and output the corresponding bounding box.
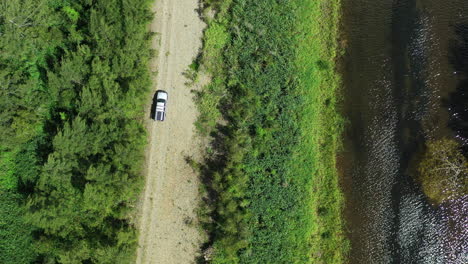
[0,0,153,263]
[196,0,347,263]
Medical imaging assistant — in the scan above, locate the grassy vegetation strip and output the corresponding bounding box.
[196,0,348,263]
[0,0,153,262]
[295,0,348,262]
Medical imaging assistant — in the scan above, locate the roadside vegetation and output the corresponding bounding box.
[0,0,153,262]
[195,0,348,263]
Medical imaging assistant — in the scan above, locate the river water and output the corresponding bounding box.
[340,0,468,263]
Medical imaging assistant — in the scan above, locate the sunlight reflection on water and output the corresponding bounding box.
[341,0,468,263]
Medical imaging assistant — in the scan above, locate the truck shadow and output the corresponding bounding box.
[149,93,157,120]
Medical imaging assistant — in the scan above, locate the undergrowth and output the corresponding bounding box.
[195,0,348,263]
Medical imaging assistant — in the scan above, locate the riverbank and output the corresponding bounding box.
[195,0,348,263]
[296,0,348,262]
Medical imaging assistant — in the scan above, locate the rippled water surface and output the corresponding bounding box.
[340,1,468,263]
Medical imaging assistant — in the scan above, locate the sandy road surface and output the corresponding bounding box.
[136,0,205,263]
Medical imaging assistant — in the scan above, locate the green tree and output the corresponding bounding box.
[0,191,36,264]
[418,138,468,204]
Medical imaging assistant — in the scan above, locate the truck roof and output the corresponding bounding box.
[156,90,168,101]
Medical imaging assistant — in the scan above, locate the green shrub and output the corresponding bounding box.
[0,191,36,264]
[0,151,16,190]
[197,0,348,263]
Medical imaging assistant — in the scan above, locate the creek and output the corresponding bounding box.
[340,0,468,263]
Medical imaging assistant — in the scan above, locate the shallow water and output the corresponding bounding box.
[340,0,468,263]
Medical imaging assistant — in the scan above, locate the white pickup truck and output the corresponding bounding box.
[155,90,168,121]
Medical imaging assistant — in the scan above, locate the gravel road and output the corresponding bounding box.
[136,0,205,263]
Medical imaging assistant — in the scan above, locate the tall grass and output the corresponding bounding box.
[295,0,349,262]
[196,0,348,263]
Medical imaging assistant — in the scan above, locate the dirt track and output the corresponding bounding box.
[136,0,205,263]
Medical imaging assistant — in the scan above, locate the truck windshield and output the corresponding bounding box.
[157,99,165,103]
